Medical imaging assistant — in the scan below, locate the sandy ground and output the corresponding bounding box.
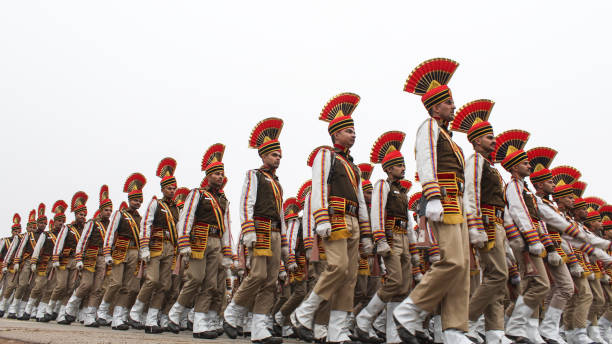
[0,318,303,344]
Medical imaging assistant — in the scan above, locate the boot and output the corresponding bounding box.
[22,298,36,321]
[327,310,351,343]
[159,313,170,331]
[485,330,514,344]
[539,306,566,344]
[373,308,386,341]
[467,319,485,343]
[64,294,81,322]
[385,302,401,344]
[41,300,55,322]
[57,305,71,324]
[36,302,46,321]
[432,315,444,344]
[96,301,112,326]
[111,306,129,330]
[505,296,533,340]
[144,308,162,334]
[444,328,477,344]
[392,297,427,344]
[166,302,186,333]
[355,294,386,343]
[223,300,247,339]
[84,306,99,327]
[573,327,595,343]
[7,297,19,318]
[587,324,606,343]
[252,312,282,343]
[599,317,612,344]
[16,299,27,319]
[128,299,145,329]
[292,292,324,342]
[526,317,546,344]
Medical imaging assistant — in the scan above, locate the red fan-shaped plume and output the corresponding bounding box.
[92,210,101,220]
[370,131,406,164]
[551,166,581,186]
[599,205,612,221]
[52,200,68,215]
[173,187,190,203]
[156,157,177,178]
[248,117,283,149]
[450,99,495,133]
[28,209,36,223]
[71,191,89,212]
[99,185,110,203]
[408,192,422,212]
[12,213,21,226]
[201,144,225,171]
[319,93,361,122]
[307,145,333,167]
[358,163,374,181]
[400,180,413,192]
[119,201,128,211]
[38,203,46,218]
[571,181,588,198]
[283,197,299,217]
[583,197,606,211]
[492,130,530,163]
[403,58,459,95]
[123,173,147,193]
[527,147,558,172]
[297,180,312,203]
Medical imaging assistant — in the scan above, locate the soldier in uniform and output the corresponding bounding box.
[10,209,40,319]
[99,173,145,330]
[168,144,232,338]
[450,100,511,343]
[0,214,23,317]
[28,201,67,321]
[394,58,471,344]
[224,118,290,344]
[356,131,418,344]
[50,192,88,324]
[66,185,113,326]
[128,158,179,333]
[292,93,372,344]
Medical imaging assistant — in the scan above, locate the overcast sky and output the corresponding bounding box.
[2,1,611,244]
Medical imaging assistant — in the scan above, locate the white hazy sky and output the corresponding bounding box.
[2,1,611,242]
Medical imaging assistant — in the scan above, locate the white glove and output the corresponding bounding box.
[603,274,611,283]
[575,230,588,242]
[222,256,232,268]
[13,263,19,272]
[569,264,584,278]
[425,199,444,222]
[279,269,287,281]
[375,240,391,258]
[30,264,37,272]
[547,251,562,266]
[281,246,289,261]
[53,261,60,268]
[468,228,488,249]
[179,246,191,257]
[287,262,298,272]
[510,274,521,285]
[411,254,421,266]
[414,272,423,282]
[76,261,83,271]
[509,237,525,252]
[105,255,113,266]
[140,247,150,263]
[246,252,252,270]
[429,253,440,263]
[588,272,595,280]
[237,269,244,278]
[242,231,257,248]
[305,248,312,260]
[360,237,373,255]
[2,267,7,273]
[528,242,545,256]
[316,222,331,239]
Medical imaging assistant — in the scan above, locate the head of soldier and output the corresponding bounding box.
[53,217,65,229]
[385,163,405,182]
[162,184,177,200]
[11,227,20,236]
[472,132,496,156]
[36,218,47,232]
[533,178,555,196]
[554,194,574,212]
[363,188,373,204]
[128,197,142,210]
[574,206,588,221]
[261,150,282,171]
[207,170,225,190]
[27,222,37,232]
[75,210,87,225]
[332,127,356,150]
[509,159,531,179]
[99,206,112,221]
[429,98,456,123]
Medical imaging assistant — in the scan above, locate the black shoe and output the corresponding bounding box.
[237,325,244,336]
[216,327,224,336]
[166,321,180,334]
[194,330,219,339]
[57,318,72,325]
[40,314,52,323]
[18,313,30,321]
[7,313,16,319]
[187,320,193,331]
[541,338,561,344]
[0,310,4,317]
[244,332,251,338]
[252,336,283,344]
[51,312,58,321]
[373,328,386,342]
[36,317,42,322]
[96,317,111,327]
[64,314,76,323]
[293,323,314,343]
[85,322,100,328]
[126,316,143,329]
[355,327,382,343]
[223,320,238,339]
[112,323,130,330]
[272,324,283,337]
[506,335,534,344]
[144,325,163,334]
[313,337,326,343]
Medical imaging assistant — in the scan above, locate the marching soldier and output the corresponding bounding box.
[394,58,471,343]
[128,158,179,333]
[11,208,42,319]
[27,201,67,321]
[66,185,113,326]
[356,131,418,344]
[50,192,87,324]
[98,173,145,330]
[0,214,23,317]
[292,93,372,344]
[224,117,290,344]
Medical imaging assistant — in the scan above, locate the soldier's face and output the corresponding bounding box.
[129,198,142,210]
[54,218,65,229]
[475,134,496,154]
[386,164,405,180]
[37,220,46,231]
[363,189,372,204]
[100,207,112,220]
[11,228,20,236]
[262,151,282,170]
[162,184,177,199]
[555,195,573,210]
[512,160,531,178]
[575,208,588,220]
[433,98,456,122]
[207,171,225,189]
[333,128,356,149]
[75,211,87,225]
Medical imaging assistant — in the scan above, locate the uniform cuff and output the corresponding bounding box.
[504,224,521,240]
[422,181,441,200]
[313,209,330,226]
[241,221,256,234]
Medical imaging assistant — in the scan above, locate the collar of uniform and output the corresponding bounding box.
[259,166,279,179]
[161,197,175,206]
[203,185,221,196]
[434,117,451,132]
[333,144,354,162]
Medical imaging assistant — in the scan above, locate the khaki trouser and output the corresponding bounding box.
[14,259,32,300]
[409,218,470,331]
[378,233,412,303]
[307,260,325,293]
[51,257,78,304]
[233,231,281,314]
[513,247,550,310]
[75,256,106,307]
[210,260,227,314]
[137,241,174,309]
[177,236,221,312]
[469,224,508,331]
[2,270,18,299]
[564,276,593,330]
[545,261,574,310]
[588,278,605,325]
[103,248,139,308]
[162,262,184,315]
[314,215,360,312]
[280,279,307,318]
[311,260,331,326]
[602,282,612,320]
[29,263,54,301]
[41,266,57,304]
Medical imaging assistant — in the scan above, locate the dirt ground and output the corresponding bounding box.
[0,318,302,344]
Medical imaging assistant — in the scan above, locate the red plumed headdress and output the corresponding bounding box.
[71,191,89,214]
[492,129,530,171]
[450,99,495,142]
[27,209,36,225]
[319,93,360,136]
[248,117,283,157]
[370,131,406,170]
[400,180,413,193]
[123,173,147,200]
[156,157,177,187]
[527,147,557,184]
[297,180,312,209]
[403,58,459,111]
[408,192,422,213]
[571,181,588,198]
[551,166,581,199]
[583,197,606,212]
[173,187,190,208]
[37,202,47,221]
[202,144,225,175]
[283,197,300,220]
[12,213,21,230]
[99,184,113,210]
[52,200,68,221]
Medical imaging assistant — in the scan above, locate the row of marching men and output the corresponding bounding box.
[2,57,612,344]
